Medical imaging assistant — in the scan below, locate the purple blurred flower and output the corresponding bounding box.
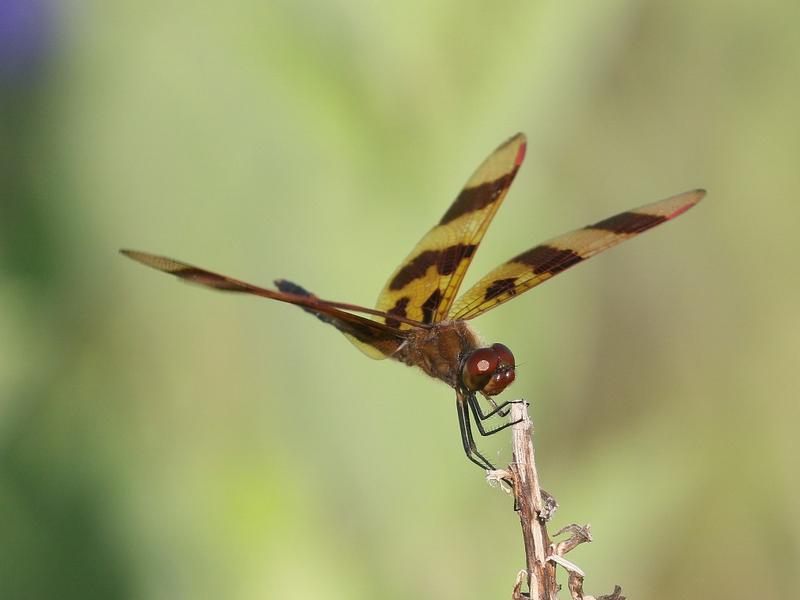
[0,0,54,82]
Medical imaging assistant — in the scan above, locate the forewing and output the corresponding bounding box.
[376,133,527,328]
[120,250,409,359]
[449,189,705,320]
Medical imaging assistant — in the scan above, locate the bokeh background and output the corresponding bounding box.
[2,1,798,599]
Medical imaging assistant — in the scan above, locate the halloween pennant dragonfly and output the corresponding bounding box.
[121,133,703,471]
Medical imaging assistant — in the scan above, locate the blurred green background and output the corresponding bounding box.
[2,1,798,599]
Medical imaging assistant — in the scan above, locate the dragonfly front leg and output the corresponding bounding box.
[482,394,514,418]
[469,392,526,421]
[467,392,525,436]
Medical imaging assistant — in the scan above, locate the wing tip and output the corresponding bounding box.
[119,248,163,267]
[119,249,187,275]
[668,188,706,219]
[505,132,527,166]
[120,248,147,263]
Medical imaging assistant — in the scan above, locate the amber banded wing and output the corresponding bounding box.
[376,133,527,328]
[120,250,412,359]
[448,189,705,320]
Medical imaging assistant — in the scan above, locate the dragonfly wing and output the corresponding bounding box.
[376,133,527,327]
[449,189,705,320]
[121,250,410,359]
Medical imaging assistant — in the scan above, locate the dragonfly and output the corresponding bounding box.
[121,133,703,471]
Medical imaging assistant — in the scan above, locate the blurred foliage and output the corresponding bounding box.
[1,1,798,599]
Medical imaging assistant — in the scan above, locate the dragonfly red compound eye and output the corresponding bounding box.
[491,342,515,368]
[461,347,499,391]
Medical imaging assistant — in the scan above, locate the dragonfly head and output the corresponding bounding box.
[461,343,516,396]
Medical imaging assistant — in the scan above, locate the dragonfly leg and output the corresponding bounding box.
[473,394,527,420]
[456,394,495,470]
[486,395,511,418]
[467,393,524,436]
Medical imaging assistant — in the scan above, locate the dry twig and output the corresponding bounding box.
[500,402,624,599]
